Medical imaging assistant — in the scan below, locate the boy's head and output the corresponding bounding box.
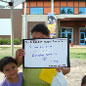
[0,56,18,72]
[31,23,50,39]
[81,75,86,86]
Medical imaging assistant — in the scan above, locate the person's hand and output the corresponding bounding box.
[56,67,70,75]
[15,49,24,66]
[56,67,62,72]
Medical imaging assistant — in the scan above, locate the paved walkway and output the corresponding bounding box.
[0,45,86,48]
[70,45,86,48]
[0,45,22,47]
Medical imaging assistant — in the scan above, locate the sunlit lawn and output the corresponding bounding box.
[0,47,21,59]
[0,46,86,60]
[70,48,86,59]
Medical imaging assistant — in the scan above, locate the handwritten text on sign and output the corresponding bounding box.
[23,38,69,68]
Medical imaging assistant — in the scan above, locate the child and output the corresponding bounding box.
[0,56,23,86]
[81,75,86,86]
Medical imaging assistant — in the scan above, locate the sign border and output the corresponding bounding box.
[23,38,70,68]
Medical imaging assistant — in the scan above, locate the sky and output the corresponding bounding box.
[0,1,22,35]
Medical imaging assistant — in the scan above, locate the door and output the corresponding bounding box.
[67,32,72,43]
[80,32,85,45]
[61,32,72,43]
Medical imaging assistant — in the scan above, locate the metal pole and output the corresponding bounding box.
[23,0,27,39]
[10,1,14,57]
[51,0,54,13]
[50,0,54,38]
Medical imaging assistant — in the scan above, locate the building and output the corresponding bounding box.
[0,9,22,40]
[22,0,86,45]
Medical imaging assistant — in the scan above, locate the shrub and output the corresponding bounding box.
[0,38,21,45]
[14,38,21,45]
[4,39,11,45]
[0,39,3,44]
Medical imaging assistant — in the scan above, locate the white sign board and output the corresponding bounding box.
[23,38,70,68]
[13,0,23,7]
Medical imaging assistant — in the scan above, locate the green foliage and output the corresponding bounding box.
[14,38,21,45]
[0,38,10,45]
[0,38,21,45]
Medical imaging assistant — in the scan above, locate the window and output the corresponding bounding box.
[62,28,72,32]
[0,19,11,35]
[61,28,73,43]
[80,28,86,45]
[79,8,86,14]
[30,8,43,15]
[60,7,73,14]
[80,28,86,32]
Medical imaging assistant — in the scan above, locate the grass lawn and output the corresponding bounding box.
[0,47,20,59]
[0,46,86,60]
[70,48,86,59]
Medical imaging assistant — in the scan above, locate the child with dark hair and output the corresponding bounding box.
[81,75,86,86]
[31,23,50,38]
[0,56,23,86]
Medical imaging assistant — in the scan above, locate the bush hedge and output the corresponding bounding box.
[0,38,21,45]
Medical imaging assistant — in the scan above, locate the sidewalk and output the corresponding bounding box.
[0,45,22,47]
[0,45,86,48]
[70,45,86,48]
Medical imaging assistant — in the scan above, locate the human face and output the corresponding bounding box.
[3,63,18,80]
[32,32,50,39]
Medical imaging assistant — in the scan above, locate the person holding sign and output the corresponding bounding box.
[15,23,70,86]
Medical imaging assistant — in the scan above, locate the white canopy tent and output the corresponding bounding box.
[0,0,25,57]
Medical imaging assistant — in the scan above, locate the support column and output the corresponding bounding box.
[10,1,14,57]
[51,0,54,13]
[23,0,27,39]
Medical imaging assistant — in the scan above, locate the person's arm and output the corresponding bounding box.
[56,67,70,75]
[15,49,24,67]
